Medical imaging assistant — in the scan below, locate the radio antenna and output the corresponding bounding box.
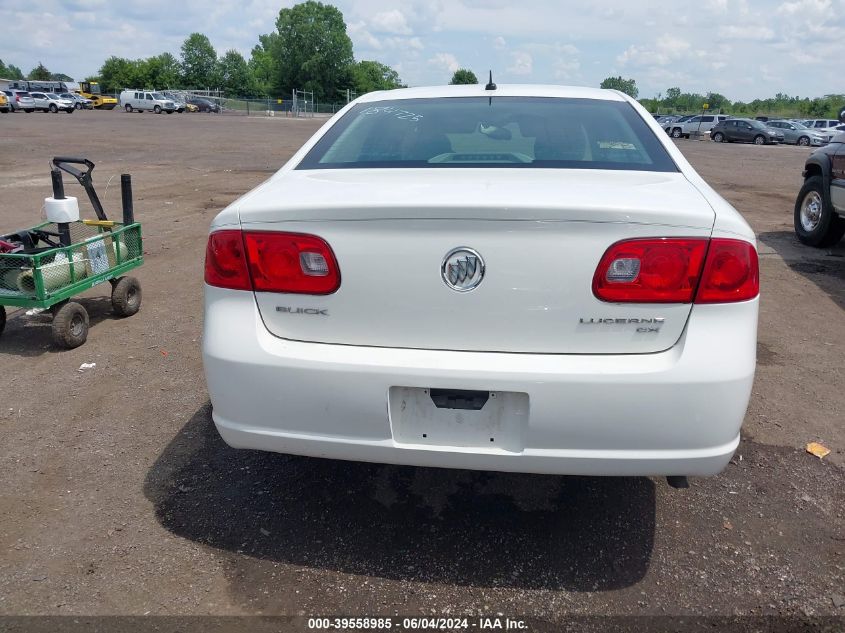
[485,70,497,91]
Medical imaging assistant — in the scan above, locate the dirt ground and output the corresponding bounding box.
[0,111,842,624]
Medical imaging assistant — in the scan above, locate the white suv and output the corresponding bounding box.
[29,92,75,113]
[119,90,177,114]
[669,115,728,139]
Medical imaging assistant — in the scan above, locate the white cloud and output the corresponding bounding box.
[717,25,774,40]
[776,0,831,15]
[370,9,412,35]
[617,34,692,66]
[507,51,533,76]
[493,36,506,49]
[428,52,459,73]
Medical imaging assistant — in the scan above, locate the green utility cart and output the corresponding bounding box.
[0,158,143,349]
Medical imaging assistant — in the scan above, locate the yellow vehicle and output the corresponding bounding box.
[78,81,118,110]
[0,92,9,113]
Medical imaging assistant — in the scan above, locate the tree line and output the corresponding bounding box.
[95,1,404,102]
[3,0,842,116]
[601,76,844,119]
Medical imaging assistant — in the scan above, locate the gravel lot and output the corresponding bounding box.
[0,111,842,624]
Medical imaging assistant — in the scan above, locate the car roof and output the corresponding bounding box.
[356,84,628,103]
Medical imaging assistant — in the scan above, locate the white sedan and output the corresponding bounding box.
[203,84,759,484]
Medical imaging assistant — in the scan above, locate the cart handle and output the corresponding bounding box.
[51,157,107,222]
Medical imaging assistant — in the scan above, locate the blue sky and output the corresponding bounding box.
[2,0,843,101]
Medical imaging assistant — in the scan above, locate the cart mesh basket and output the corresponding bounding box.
[0,221,143,307]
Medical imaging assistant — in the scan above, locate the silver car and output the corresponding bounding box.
[8,90,35,112]
[29,92,75,113]
[59,92,94,110]
[766,120,826,146]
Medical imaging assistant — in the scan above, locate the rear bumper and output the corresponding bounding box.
[203,286,757,476]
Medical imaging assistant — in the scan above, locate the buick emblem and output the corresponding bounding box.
[442,247,485,292]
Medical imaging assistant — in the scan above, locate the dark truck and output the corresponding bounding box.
[794,108,845,247]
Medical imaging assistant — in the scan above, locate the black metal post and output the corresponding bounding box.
[51,169,72,246]
[120,174,134,225]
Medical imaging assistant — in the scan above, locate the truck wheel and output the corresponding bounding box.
[125,104,133,113]
[154,105,162,114]
[52,302,89,349]
[797,136,810,146]
[0,305,5,337]
[111,276,142,317]
[794,175,845,247]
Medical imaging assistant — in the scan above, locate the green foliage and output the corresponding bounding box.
[145,53,180,89]
[449,69,478,85]
[647,86,845,119]
[249,34,278,96]
[218,50,260,97]
[180,33,217,89]
[49,72,74,82]
[6,64,24,79]
[351,60,403,94]
[0,59,23,79]
[29,62,52,81]
[600,76,639,98]
[271,0,354,101]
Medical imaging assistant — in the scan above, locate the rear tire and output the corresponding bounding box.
[794,175,845,247]
[671,128,682,138]
[0,305,6,337]
[798,136,810,146]
[125,104,133,113]
[52,302,89,349]
[712,132,725,142]
[753,134,766,145]
[75,102,82,110]
[111,276,142,317]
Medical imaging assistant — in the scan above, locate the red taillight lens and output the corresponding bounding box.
[593,237,758,304]
[695,238,759,303]
[205,230,341,294]
[243,231,340,294]
[204,230,251,290]
[593,238,709,303]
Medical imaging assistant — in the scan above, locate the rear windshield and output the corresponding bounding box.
[297,97,677,172]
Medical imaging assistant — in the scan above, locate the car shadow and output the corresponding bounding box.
[0,296,117,357]
[144,403,656,592]
[757,230,845,311]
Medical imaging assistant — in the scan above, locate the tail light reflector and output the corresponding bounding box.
[695,239,759,303]
[205,230,250,290]
[205,230,340,295]
[243,232,340,294]
[593,237,758,304]
[593,238,708,303]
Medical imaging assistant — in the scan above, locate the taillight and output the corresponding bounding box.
[695,239,759,303]
[243,232,340,294]
[205,230,340,294]
[593,237,758,304]
[593,238,708,303]
[205,230,251,290]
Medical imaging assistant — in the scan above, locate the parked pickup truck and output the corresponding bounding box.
[668,114,728,139]
[794,112,845,247]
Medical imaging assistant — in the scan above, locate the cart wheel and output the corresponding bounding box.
[52,302,88,349]
[111,276,142,317]
[0,306,6,337]
[50,300,68,317]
